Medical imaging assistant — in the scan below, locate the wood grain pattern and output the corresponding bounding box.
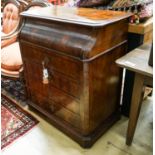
[21,6,131,26]
[126,73,145,145]
[143,30,153,43]
[128,17,153,34]
[19,7,130,148]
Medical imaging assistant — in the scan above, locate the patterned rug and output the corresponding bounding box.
[1,77,27,106]
[1,94,39,149]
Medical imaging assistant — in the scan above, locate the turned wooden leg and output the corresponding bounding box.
[126,73,145,145]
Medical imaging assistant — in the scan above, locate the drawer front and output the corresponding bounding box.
[49,69,81,99]
[21,41,83,80]
[25,61,81,99]
[30,92,81,129]
[48,86,80,114]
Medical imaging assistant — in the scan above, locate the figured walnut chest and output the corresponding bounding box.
[19,6,131,148]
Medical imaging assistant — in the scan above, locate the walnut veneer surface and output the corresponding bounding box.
[19,6,131,148]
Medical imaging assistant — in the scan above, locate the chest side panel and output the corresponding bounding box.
[88,43,126,132]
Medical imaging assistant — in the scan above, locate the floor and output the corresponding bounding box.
[1,96,153,155]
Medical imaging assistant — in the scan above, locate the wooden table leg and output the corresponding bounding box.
[126,73,145,145]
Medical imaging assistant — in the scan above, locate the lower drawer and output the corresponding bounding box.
[30,92,81,129]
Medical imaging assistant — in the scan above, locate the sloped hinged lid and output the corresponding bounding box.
[20,6,131,60]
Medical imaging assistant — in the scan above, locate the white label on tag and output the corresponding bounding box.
[43,68,49,78]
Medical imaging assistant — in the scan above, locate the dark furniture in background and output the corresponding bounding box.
[19,7,131,148]
[116,43,153,145]
[148,43,153,67]
[121,18,153,116]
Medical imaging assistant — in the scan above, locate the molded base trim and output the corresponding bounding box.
[28,101,120,148]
